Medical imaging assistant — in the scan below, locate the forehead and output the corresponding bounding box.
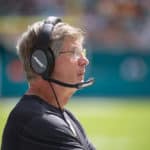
[62,36,83,49]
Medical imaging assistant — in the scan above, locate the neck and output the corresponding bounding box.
[26,78,75,109]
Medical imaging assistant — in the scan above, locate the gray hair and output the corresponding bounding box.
[16,18,85,81]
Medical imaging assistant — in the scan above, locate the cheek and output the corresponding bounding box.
[59,57,77,69]
[53,57,78,77]
[63,61,77,75]
[68,59,78,71]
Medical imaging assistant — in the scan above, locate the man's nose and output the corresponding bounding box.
[78,55,89,66]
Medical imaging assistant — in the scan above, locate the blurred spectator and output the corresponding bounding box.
[34,0,65,16]
[0,0,150,52]
[0,0,37,15]
[81,0,149,52]
[0,0,65,16]
[133,18,150,50]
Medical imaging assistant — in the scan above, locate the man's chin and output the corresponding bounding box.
[78,76,84,82]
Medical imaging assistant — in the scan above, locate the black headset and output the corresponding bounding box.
[30,16,62,80]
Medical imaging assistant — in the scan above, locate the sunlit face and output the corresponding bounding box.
[51,36,89,86]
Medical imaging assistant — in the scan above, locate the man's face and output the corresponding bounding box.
[51,36,89,85]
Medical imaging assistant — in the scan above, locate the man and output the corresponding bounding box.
[1,16,95,150]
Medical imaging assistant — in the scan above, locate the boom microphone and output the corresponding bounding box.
[47,77,94,89]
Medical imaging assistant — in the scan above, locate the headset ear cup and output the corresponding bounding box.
[30,49,55,79]
[44,49,55,79]
[29,16,61,80]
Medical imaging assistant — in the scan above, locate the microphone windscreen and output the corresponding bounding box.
[77,78,94,89]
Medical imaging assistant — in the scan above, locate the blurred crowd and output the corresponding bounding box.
[82,0,150,52]
[0,0,150,53]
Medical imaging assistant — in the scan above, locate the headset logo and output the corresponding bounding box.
[32,56,46,69]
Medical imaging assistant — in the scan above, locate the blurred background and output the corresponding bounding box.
[0,0,150,150]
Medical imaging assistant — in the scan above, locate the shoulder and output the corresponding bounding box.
[22,112,73,139]
[6,95,70,136]
[20,114,85,150]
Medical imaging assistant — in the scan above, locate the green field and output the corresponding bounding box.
[0,97,150,150]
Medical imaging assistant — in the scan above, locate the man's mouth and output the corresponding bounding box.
[78,71,85,76]
[78,73,85,78]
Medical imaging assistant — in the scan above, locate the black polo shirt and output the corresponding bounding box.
[1,95,96,150]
